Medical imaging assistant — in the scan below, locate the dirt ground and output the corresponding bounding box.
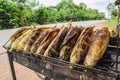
[0,53,41,80]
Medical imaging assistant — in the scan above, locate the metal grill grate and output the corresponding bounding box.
[3,37,120,80]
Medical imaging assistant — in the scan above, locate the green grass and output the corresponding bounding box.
[103,17,117,29]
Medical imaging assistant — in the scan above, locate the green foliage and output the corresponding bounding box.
[0,0,20,29]
[0,0,33,29]
[56,0,76,10]
[103,17,117,29]
[0,0,105,29]
[112,9,117,16]
[34,7,49,24]
[106,3,117,18]
[52,0,105,22]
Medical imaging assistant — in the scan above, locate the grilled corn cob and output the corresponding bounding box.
[10,29,32,51]
[31,30,49,53]
[17,29,37,50]
[8,27,33,47]
[70,26,94,64]
[24,28,48,52]
[59,26,84,60]
[84,27,110,67]
[35,28,59,55]
[44,26,69,57]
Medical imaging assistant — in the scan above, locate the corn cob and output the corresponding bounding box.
[8,27,33,47]
[31,29,50,53]
[44,26,69,57]
[17,29,37,50]
[70,26,94,64]
[84,27,110,67]
[23,28,46,52]
[9,29,32,51]
[59,26,84,60]
[35,28,59,55]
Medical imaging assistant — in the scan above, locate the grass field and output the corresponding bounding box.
[103,17,117,29]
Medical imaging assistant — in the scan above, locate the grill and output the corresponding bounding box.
[3,37,120,80]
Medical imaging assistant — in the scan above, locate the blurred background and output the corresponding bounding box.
[0,0,117,30]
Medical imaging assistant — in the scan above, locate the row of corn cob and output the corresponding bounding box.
[8,22,110,68]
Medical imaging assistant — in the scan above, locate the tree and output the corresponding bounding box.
[11,0,26,3]
[0,0,33,29]
[78,3,87,9]
[107,3,116,18]
[0,0,105,29]
[11,0,39,10]
[56,0,75,10]
[0,0,21,29]
[115,0,120,5]
[112,9,117,16]
[34,7,49,24]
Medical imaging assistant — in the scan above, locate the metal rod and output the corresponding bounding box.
[7,52,16,80]
[116,5,120,73]
[117,5,120,25]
